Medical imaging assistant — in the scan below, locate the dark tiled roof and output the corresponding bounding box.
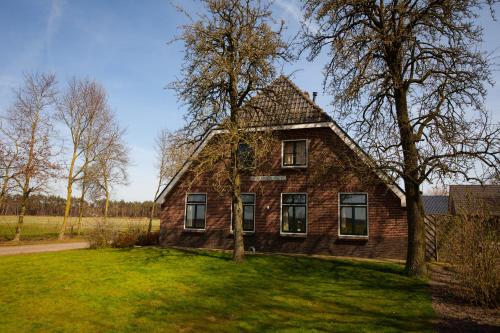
[449,185,500,216]
[240,76,332,126]
[423,196,449,215]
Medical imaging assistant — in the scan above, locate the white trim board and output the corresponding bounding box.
[155,122,406,207]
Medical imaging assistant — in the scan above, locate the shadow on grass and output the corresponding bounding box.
[113,247,434,332]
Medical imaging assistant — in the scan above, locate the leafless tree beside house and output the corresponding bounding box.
[149,129,192,234]
[301,0,500,276]
[171,0,291,262]
[2,73,60,242]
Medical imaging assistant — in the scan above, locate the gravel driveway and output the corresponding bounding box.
[0,241,89,256]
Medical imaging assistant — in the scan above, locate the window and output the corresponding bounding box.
[281,193,307,234]
[238,143,255,169]
[185,194,207,230]
[231,193,255,232]
[339,194,368,237]
[282,140,307,167]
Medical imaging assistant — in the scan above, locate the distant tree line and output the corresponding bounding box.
[0,194,159,218]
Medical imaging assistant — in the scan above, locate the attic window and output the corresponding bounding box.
[238,143,255,169]
[282,140,307,167]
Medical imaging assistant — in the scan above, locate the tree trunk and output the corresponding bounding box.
[13,190,29,242]
[0,168,10,213]
[59,149,78,239]
[76,183,86,236]
[104,189,110,224]
[394,87,427,277]
[232,141,245,263]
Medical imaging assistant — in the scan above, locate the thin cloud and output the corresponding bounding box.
[45,0,65,60]
[274,0,319,34]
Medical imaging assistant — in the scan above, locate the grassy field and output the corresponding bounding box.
[0,248,435,332]
[0,215,160,242]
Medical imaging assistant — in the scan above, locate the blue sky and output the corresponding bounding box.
[0,0,499,201]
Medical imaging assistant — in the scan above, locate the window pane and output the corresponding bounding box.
[241,194,255,204]
[282,206,290,231]
[295,141,306,165]
[294,194,306,204]
[186,204,195,228]
[196,205,206,221]
[353,207,367,235]
[243,205,254,231]
[283,142,294,165]
[187,194,206,203]
[340,194,366,205]
[283,194,293,204]
[340,207,353,235]
[294,206,306,233]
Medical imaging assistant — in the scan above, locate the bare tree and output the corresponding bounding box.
[149,129,191,234]
[89,119,129,223]
[57,78,110,239]
[0,124,21,212]
[171,0,291,262]
[74,105,114,235]
[301,0,500,276]
[6,73,59,242]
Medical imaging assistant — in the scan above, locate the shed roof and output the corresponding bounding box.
[422,195,449,215]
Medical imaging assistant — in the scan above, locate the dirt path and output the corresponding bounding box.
[0,241,89,256]
[429,264,499,332]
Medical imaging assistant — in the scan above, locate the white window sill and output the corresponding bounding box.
[338,235,368,240]
[280,232,307,238]
[183,228,206,233]
[229,231,256,235]
[281,165,307,169]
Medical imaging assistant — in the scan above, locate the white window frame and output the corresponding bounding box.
[230,193,256,234]
[184,193,207,231]
[280,192,308,237]
[281,139,308,168]
[338,192,369,239]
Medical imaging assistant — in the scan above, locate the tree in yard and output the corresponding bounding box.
[5,73,60,242]
[74,105,115,235]
[0,123,22,213]
[88,118,129,223]
[301,0,500,276]
[149,129,192,234]
[57,78,110,239]
[171,0,291,262]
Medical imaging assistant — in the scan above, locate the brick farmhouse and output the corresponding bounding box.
[156,77,408,259]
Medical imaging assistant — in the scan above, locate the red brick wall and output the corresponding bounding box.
[159,127,407,259]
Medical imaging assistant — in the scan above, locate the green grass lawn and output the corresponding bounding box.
[0,248,434,332]
[0,216,160,242]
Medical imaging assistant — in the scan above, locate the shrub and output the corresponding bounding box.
[86,219,117,249]
[440,200,500,308]
[86,220,150,248]
[112,222,145,248]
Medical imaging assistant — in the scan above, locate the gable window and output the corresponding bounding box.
[339,193,368,237]
[238,143,255,169]
[185,194,207,230]
[281,193,307,234]
[282,140,307,167]
[231,193,255,233]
